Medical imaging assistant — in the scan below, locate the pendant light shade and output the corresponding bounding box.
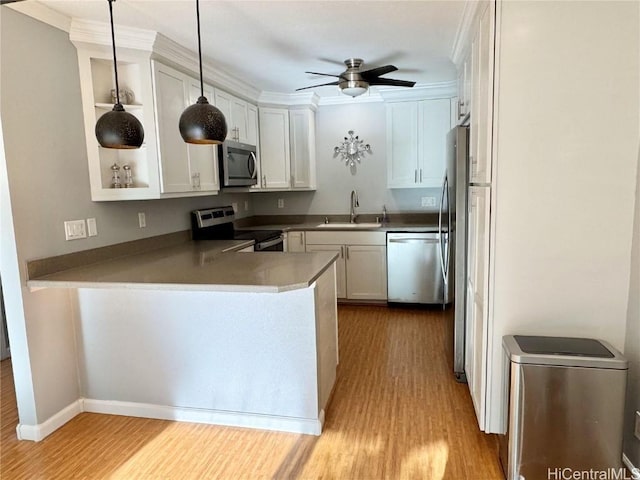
[96,104,144,149]
[179,0,227,145]
[96,0,144,149]
[179,96,227,145]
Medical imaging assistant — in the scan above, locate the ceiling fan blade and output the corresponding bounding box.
[1,0,25,4]
[360,65,398,80]
[305,71,343,79]
[295,81,340,91]
[368,78,416,88]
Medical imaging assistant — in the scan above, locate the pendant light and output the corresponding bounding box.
[95,0,144,149]
[179,0,227,144]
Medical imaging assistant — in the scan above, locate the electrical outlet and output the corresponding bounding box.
[64,220,87,241]
[421,196,437,207]
[138,212,146,228]
[244,200,249,211]
[277,198,284,209]
[635,411,640,440]
[86,218,97,237]
[231,202,238,213]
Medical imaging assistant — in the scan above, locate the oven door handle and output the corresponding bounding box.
[255,234,284,251]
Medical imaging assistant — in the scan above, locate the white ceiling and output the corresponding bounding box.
[33,0,466,96]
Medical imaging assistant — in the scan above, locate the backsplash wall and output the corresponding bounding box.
[252,102,442,216]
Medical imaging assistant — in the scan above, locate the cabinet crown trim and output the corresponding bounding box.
[69,19,261,103]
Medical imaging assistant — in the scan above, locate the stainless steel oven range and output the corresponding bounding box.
[191,206,283,251]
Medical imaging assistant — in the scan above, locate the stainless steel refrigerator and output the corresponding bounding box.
[441,125,469,382]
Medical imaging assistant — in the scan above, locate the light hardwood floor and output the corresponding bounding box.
[1,305,503,479]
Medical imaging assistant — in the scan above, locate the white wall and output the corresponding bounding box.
[0,8,252,428]
[252,102,442,216]
[485,0,640,433]
[624,145,640,467]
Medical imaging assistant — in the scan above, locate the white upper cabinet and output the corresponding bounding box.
[387,98,452,188]
[258,107,291,189]
[214,90,255,145]
[289,108,316,189]
[153,61,219,194]
[469,1,495,185]
[255,106,317,191]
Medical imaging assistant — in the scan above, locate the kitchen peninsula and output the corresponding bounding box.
[27,242,339,436]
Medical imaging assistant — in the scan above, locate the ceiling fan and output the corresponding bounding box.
[296,58,416,98]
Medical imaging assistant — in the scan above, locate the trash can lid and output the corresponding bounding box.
[502,335,627,369]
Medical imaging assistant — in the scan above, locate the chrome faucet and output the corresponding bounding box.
[350,190,359,223]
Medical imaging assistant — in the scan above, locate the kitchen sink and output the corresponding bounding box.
[315,222,382,229]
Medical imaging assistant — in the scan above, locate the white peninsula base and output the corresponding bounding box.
[71,264,338,436]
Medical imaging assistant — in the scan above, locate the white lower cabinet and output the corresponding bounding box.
[465,185,491,429]
[285,231,306,252]
[305,231,387,301]
[306,244,347,299]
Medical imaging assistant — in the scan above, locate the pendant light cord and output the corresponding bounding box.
[108,0,121,105]
[196,0,204,98]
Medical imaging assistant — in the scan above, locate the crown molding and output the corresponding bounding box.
[377,81,457,102]
[152,34,261,103]
[69,19,261,103]
[6,1,71,32]
[258,91,320,109]
[70,18,157,51]
[450,0,482,67]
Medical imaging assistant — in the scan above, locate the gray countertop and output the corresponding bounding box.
[28,240,339,293]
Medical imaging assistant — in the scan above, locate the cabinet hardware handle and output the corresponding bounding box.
[340,246,344,258]
[346,246,350,260]
[263,175,266,188]
[300,233,304,245]
[419,169,423,183]
[415,169,418,183]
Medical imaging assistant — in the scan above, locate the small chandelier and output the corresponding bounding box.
[334,130,371,167]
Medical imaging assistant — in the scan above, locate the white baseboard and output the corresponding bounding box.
[16,399,83,442]
[623,453,639,475]
[83,399,324,436]
[14,398,324,441]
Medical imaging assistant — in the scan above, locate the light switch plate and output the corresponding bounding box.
[231,202,238,213]
[64,220,86,240]
[138,212,146,228]
[87,218,97,237]
[635,411,640,440]
[277,199,284,208]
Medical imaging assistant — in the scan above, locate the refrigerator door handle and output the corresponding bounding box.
[444,176,452,283]
[438,174,447,282]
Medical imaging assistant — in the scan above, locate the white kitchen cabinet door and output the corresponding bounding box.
[213,90,233,141]
[289,108,316,189]
[470,0,495,185]
[231,96,249,143]
[465,185,491,429]
[419,98,452,186]
[386,102,419,188]
[247,104,259,146]
[186,80,219,192]
[345,245,387,300]
[306,244,346,299]
[154,62,192,193]
[259,107,291,189]
[285,231,306,252]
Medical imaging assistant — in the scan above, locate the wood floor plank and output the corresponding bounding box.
[1,305,503,479]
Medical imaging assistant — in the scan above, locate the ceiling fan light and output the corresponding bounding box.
[179,96,227,144]
[340,80,368,97]
[96,103,144,149]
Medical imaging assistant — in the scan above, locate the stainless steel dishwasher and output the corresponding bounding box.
[387,232,443,304]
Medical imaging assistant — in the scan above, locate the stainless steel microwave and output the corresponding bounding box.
[218,140,258,187]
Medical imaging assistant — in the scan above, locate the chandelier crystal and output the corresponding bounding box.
[334,130,371,167]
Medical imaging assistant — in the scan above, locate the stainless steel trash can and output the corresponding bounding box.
[499,335,628,480]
